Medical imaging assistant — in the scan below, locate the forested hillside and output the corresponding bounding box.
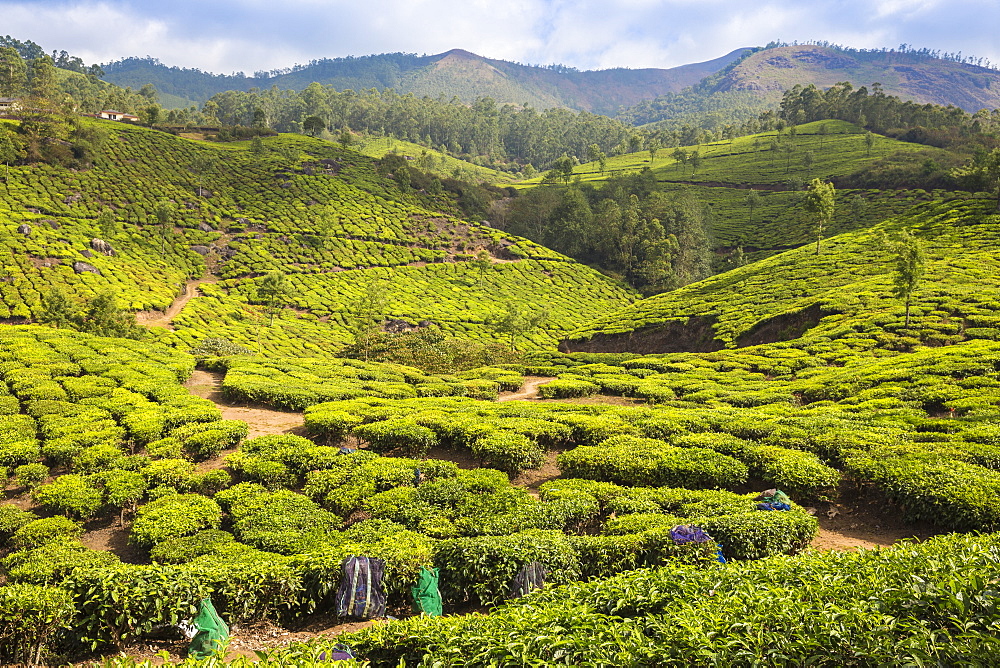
[101,48,750,115]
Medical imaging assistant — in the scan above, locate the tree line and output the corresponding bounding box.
[192,85,637,172]
[492,170,714,295]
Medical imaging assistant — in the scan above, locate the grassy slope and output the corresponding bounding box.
[352,135,517,184]
[564,197,1000,351]
[515,120,958,253]
[0,120,635,355]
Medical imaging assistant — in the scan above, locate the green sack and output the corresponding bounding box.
[411,566,443,617]
[188,597,230,659]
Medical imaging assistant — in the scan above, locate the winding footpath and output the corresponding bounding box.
[136,275,218,330]
[498,376,554,401]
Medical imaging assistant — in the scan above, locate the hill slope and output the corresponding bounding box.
[562,197,1000,353]
[0,119,636,354]
[101,48,750,115]
[622,44,1000,130]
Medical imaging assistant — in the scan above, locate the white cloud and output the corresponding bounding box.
[0,0,996,76]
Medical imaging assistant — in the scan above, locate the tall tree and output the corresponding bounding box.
[97,209,117,239]
[39,287,80,329]
[888,229,925,326]
[744,189,762,227]
[303,115,325,136]
[952,147,1000,211]
[153,201,175,256]
[487,301,549,351]
[0,124,25,181]
[345,279,390,361]
[864,131,876,157]
[803,178,835,254]
[256,270,294,325]
[688,150,702,175]
[647,139,661,165]
[0,46,27,96]
[671,147,687,171]
[28,55,57,100]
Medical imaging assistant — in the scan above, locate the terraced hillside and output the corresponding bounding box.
[0,119,635,355]
[515,120,960,256]
[562,197,999,353]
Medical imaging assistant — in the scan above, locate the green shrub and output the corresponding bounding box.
[11,516,85,550]
[0,504,38,536]
[171,419,248,460]
[228,490,341,554]
[0,584,76,665]
[149,529,237,564]
[130,494,223,547]
[3,541,121,584]
[14,462,49,489]
[32,474,104,519]
[558,436,748,489]
[354,418,438,456]
[537,377,600,399]
[744,445,841,498]
[470,431,544,473]
[572,528,718,578]
[141,458,196,490]
[433,530,582,606]
[305,408,366,444]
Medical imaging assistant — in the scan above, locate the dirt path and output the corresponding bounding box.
[137,275,219,330]
[184,370,305,439]
[498,376,554,401]
[807,490,938,551]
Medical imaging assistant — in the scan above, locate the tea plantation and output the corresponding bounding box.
[2,115,1000,665]
[0,119,635,354]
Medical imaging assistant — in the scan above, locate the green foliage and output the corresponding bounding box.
[129,493,223,547]
[0,584,76,665]
[149,529,237,564]
[558,435,748,489]
[11,515,84,550]
[327,531,1000,665]
[32,474,103,519]
[471,431,544,473]
[433,530,581,607]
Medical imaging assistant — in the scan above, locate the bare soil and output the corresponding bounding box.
[183,370,305,439]
[498,376,554,401]
[511,450,562,497]
[102,617,383,665]
[137,276,218,331]
[807,484,939,551]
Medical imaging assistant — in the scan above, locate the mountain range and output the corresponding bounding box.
[101,43,1000,119]
[100,47,751,115]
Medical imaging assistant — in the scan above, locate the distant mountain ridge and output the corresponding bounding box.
[100,48,752,114]
[624,44,1000,130]
[723,45,1000,111]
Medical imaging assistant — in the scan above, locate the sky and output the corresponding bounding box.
[1,0,998,75]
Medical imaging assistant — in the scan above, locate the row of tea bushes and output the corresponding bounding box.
[212,356,509,410]
[303,396,842,493]
[306,530,1000,666]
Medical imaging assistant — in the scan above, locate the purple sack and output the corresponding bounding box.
[669,524,713,545]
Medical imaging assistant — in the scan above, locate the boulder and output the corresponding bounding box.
[198,222,215,232]
[190,245,212,255]
[73,261,101,275]
[16,224,31,236]
[91,238,115,256]
[80,249,93,258]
